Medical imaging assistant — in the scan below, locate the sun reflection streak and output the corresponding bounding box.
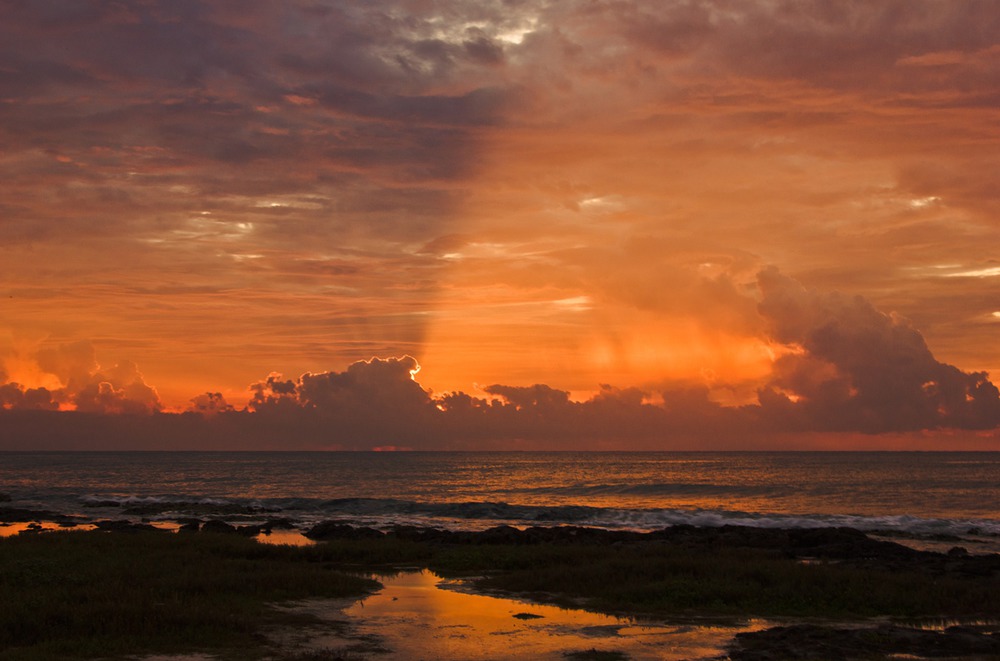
[297,569,773,660]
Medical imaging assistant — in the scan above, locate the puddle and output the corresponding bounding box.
[273,569,771,660]
[0,521,94,536]
[256,529,316,546]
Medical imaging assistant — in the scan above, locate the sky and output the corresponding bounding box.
[1,0,999,450]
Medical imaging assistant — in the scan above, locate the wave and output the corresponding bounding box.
[82,495,239,507]
[68,494,1000,539]
[507,482,785,497]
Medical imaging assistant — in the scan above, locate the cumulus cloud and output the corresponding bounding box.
[756,268,1000,432]
[243,356,440,446]
[2,271,998,449]
[188,392,233,416]
[0,342,161,414]
[221,271,992,440]
[0,383,58,411]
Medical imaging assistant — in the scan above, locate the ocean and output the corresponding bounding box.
[2,451,999,548]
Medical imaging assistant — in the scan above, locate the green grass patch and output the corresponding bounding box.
[0,531,376,660]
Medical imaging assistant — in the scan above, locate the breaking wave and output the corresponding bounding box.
[71,494,1000,539]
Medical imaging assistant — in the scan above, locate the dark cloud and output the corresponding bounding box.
[756,268,1000,432]
[0,384,58,411]
[188,392,233,416]
[245,356,440,446]
[704,1,1000,96]
[0,0,540,375]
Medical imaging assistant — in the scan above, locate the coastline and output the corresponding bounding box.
[3,503,1000,660]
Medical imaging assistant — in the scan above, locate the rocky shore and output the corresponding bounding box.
[4,505,1000,660]
[730,623,1000,660]
[294,520,1000,581]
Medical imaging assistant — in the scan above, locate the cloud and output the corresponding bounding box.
[0,341,161,414]
[0,383,58,411]
[245,356,440,446]
[1,0,997,423]
[756,268,1000,432]
[188,392,233,416]
[0,0,539,389]
[3,271,998,449]
[234,266,996,440]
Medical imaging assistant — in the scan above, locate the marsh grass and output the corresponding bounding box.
[3,530,999,659]
[297,537,1000,619]
[429,543,1000,619]
[0,531,376,660]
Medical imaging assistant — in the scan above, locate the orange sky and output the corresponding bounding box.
[1,1,998,449]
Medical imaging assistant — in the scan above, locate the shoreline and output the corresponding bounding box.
[5,488,1000,556]
[3,504,1000,659]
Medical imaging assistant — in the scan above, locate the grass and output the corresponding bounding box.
[0,531,376,660]
[301,536,1000,619]
[2,529,998,659]
[429,542,1000,618]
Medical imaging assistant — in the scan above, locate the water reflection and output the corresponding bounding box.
[0,521,94,536]
[256,529,316,546]
[280,569,769,660]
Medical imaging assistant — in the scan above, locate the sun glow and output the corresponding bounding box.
[1,353,63,392]
[587,326,785,388]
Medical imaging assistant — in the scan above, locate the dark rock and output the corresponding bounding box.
[236,524,262,537]
[201,519,237,534]
[730,623,1000,660]
[177,518,201,533]
[477,525,523,544]
[93,519,163,533]
[513,612,544,620]
[651,524,984,575]
[292,521,1000,581]
[562,650,628,660]
[262,518,298,531]
[1,506,78,525]
[0,492,11,503]
[389,525,454,543]
[947,546,969,557]
[83,499,122,508]
[454,525,644,546]
[304,522,385,541]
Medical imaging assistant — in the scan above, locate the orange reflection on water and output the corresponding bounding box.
[322,570,768,660]
[0,522,95,537]
[256,529,316,546]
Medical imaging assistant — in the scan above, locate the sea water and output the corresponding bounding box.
[2,451,998,543]
[4,451,999,658]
